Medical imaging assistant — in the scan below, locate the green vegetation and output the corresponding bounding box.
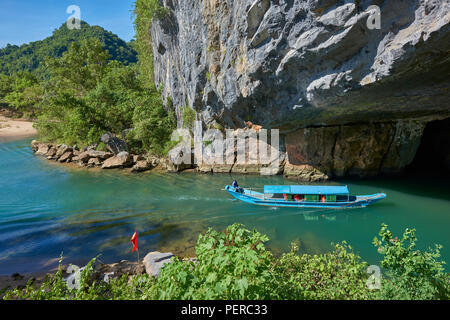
[3,224,448,300]
[0,21,137,78]
[0,4,177,156]
[0,72,43,117]
[33,39,175,154]
[133,0,168,88]
[182,106,196,132]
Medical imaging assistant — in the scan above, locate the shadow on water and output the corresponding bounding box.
[338,176,450,202]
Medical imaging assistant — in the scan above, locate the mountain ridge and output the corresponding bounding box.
[0,21,137,78]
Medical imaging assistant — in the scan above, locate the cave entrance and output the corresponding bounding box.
[406,118,450,178]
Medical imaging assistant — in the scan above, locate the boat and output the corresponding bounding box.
[225,185,386,208]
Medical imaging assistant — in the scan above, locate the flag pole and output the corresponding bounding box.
[137,247,140,265]
[136,230,140,264]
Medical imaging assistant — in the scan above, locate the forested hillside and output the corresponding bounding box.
[0,21,137,78]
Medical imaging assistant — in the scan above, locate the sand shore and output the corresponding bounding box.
[0,115,38,143]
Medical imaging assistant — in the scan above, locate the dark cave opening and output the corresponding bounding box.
[406,118,450,178]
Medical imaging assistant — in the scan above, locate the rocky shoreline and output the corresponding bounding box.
[31,140,167,174]
[0,251,190,297]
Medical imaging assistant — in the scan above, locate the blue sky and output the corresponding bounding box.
[0,0,136,48]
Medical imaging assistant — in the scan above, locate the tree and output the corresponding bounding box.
[0,21,137,78]
[36,39,176,152]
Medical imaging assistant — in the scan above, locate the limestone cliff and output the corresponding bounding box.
[149,0,450,179]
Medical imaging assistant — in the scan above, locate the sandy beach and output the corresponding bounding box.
[0,115,37,143]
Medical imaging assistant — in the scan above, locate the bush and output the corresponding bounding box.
[151,224,276,299]
[373,224,449,299]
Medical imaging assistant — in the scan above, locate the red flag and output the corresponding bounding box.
[131,231,138,252]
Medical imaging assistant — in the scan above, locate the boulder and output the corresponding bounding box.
[131,160,152,173]
[65,260,145,288]
[167,146,194,172]
[143,252,174,277]
[55,145,73,160]
[31,140,40,152]
[46,147,58,159]
[86,144,98,151]
[58,151,73,163]
[35,143,51,156]
[87,150,113,160]
[101,132,128,154]
[147,156,162,168]
[101,151,133,169]
[73,152,91,163]
[132,154,145,163]
[87,157,101,167]
[93,260,145,281]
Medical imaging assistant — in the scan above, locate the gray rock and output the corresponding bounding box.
[132,154,145,163]
[35,143,51,156]
[55,145,72,160]
[87,150,113,160]
[143,252,174,277]
[58,150,74,163]
[131,160,152,173]
[31,140,40,152]
[87,157,102,167]
[46,147,58,159]
[167,146,194,172]
[101,151,133,169]
[101,132,128,154]
[74,151,91,163]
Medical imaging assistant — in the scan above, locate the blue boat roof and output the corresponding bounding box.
[264,185,349,195]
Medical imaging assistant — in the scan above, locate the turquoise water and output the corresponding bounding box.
[1,138,449,274]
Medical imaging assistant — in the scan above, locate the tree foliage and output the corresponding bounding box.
[0,21,137,78]
[35,39,175,152]
[0,72,43,117]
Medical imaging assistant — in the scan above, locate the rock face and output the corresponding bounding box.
[284,120,426,179]
[150,0,449,179]
[152,0,450,129]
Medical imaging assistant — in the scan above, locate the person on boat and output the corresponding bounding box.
[294,194,301,202]
[232,180,244,193]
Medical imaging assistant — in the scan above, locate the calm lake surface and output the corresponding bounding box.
[1,138,449,274]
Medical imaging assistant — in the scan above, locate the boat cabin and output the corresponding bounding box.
[263,185,354,203]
